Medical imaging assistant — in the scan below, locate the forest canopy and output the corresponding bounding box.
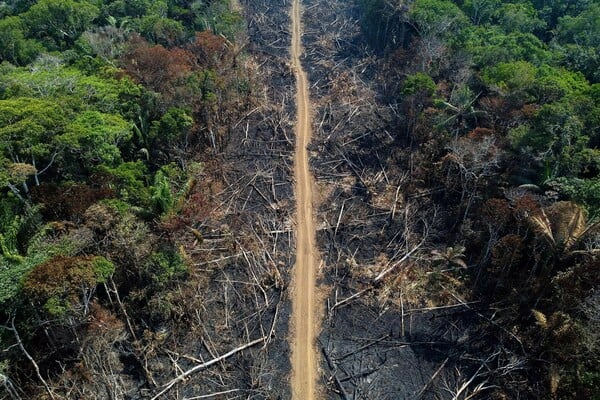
[0,0,250,397]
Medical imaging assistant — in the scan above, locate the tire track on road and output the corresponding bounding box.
[290,0,320,398]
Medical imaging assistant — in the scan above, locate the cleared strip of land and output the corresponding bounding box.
[290,0,319,398]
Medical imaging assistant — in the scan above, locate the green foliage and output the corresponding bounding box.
[0,64,143,116]
[482,61,538,101]
[99,161,150,206]
[137,15,185,46]
[534,64,589,102]
[98,198,131,215]
[104,0,243,41]
[0,196,23,240]
[0,226,62,308]
[556,4,600,82]
[0,97,67,164]
[582,84,600,144]
[558,43,600,83]
[104,0,153,19]
[483,62,589,103]
[193,0,243,39]
[533,102,586,178]
[57,110,132,169]
[548,177,600,216]
[0,92,135,184]
[189,69,219,103]
[3,1,37,16]
[0,3,12,18]
[0,0,249,395]
[401,72,436,97]
[150,163,196,216]
[408,0,468,37]
[148,107,193,149]
[0,258,31,305]
[92,256,115,283]
[0,200,96,307]
[557,4,600,47]
[42,296,68,316]
[0,198,79,307]
[147,0,169,17]
[145,248,188,289]
[0,16,43,65]
[0,199,41,256]
[509,100,590,180]
[23,255,114,317]
[151,170,174,215]
[23,0,100,50]
[461,0,500,25]
[492,2,546,33]
[463,28,551,67]
[537,0,595,22]
[26,224,91,260]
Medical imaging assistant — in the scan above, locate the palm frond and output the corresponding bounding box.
[575,220,600,248]
[549,367,561,397]
[547,202,586,251]
[532,309,548,329]
[548,311,572,338]
[430,246,467,268]
[529,210,555,247]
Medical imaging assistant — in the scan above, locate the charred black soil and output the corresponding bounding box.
[132,0,299,396]
[297,0,494,398]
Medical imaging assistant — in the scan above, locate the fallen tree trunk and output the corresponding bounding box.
[331,238,426,312]
[150,336,267,400]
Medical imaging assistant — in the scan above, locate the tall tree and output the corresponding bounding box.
[0,98,68,188]
[0,16,42,64]
[24,0,100,49]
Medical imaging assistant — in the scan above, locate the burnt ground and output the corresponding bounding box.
[298,0,500,398]
[2,1,506,400]
[158,0,299,397]
[131,0,297,396]
[106,1,299,398]
[100,0,501,398]
[125,1,300,398]
[4,2,300,398]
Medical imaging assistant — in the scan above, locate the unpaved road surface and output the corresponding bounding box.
[290,0,319,398]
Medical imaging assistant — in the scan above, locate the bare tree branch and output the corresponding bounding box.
[150,336,267,400]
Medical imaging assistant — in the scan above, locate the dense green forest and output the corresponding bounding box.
[356,0,600,398]
[0,0,258,398]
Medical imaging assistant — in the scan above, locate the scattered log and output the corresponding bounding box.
[331,238,426,312]
[333,334,389,362]
[415,357,449,399]
[150,336,267,400]
[321,346,350,400]
[183,388,244,399]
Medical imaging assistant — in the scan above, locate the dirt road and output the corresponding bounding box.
[290,0,319,398]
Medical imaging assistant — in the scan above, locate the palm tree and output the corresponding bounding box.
[430,245,468,269]
[435,85,486,135]
[526,201,599,282]
[529,201,600,257]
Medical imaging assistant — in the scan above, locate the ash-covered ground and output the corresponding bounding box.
[298,0,490,398]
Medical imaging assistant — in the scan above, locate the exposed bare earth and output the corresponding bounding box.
[290,0,320,398]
